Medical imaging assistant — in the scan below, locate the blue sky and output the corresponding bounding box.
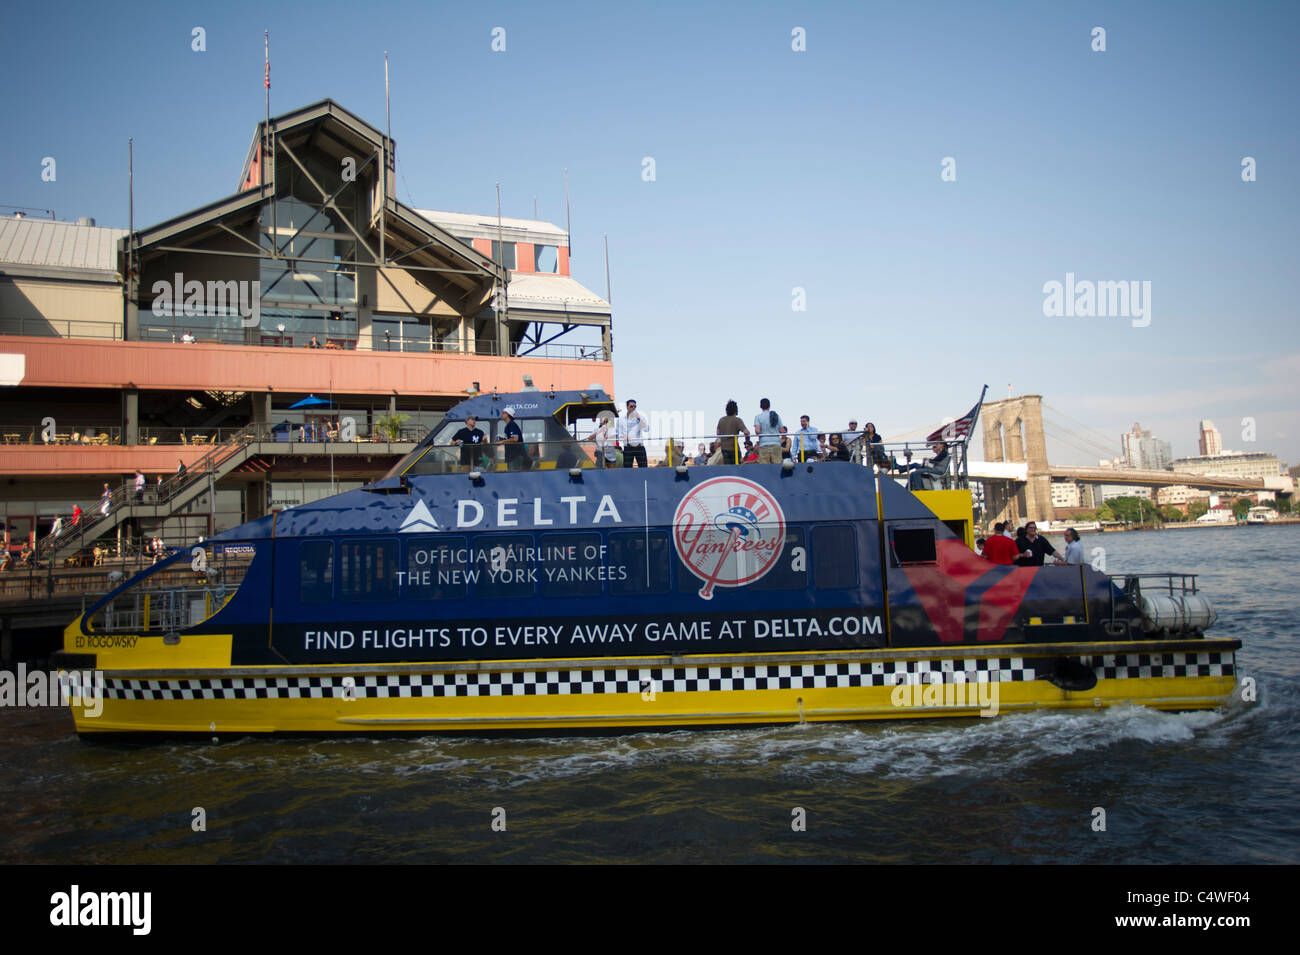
[3,0,1296,465]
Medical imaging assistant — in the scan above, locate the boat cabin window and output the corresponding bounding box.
[404,535,468,599]
[539,532,603,597]
[942,519,969,545]
[610,531,671,594]
[750,527,808,591]
[812,525,857,588]
[341,539,398,600]
[892,527,937,565]
[299,541,334,602]
[474,534,536,598]
[85,541,259,635]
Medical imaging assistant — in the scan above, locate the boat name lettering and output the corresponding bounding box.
[81,635,139,650]
[449,494,623,529]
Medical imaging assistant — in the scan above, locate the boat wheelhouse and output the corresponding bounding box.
[55,389,1238,735]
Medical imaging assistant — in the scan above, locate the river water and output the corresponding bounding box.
[1,524,1295,864]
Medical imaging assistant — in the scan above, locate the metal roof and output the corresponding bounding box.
[0,216,126,279]
[444,388,615,423]
[417,209,568,244]
[506,272,610,320]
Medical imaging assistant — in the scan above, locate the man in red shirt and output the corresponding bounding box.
[982,522,1019,565]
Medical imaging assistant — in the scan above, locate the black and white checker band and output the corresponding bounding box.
[98,651,1229,701]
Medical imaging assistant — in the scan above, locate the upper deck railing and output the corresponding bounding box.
[401,432,969,490]
[20,421,428,566]
[0,316,606,361]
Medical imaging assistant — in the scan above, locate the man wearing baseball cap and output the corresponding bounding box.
[500,407,528,470]
[450,414,485,470]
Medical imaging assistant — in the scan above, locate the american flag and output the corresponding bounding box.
[926,385,988,443]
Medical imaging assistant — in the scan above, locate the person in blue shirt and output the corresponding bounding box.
[793,415,820,462]
[450,414,486,469]
[500,408,529,470]
[752,398,784,464]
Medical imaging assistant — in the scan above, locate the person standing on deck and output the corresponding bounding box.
[500,408,528,470]
[753,399,783,464]
[982,523,1018,565]
[1055,528,1084,565]
[451,414,486,470]
[716,400,749,465]
[586,411,618,468]
[792,415,819,463]
[1015,522,1057,566]
[618,399,649,468]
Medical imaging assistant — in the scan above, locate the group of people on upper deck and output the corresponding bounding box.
[589,398,953,489]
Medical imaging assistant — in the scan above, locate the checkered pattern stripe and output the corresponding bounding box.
[101,657,1035,701]
[1092,651,1233,680]
[99,651,1230,701]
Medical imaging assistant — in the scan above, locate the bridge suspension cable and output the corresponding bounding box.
[1043,425,1119,463]
[1043,404,1124,456]
[1043,419,1119,462]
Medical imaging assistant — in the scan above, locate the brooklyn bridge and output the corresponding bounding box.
[969,394,1286,528]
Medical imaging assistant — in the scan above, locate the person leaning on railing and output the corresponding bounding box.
[792,415,819,463]
[862,423,892,470]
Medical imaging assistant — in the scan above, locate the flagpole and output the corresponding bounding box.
[564,168,571,260]
[266,31,276,255]
[496,181,507,355]
[380,51,389,268]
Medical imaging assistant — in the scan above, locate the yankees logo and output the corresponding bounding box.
[672,477,786,599]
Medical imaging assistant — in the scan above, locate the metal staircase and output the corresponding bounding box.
[37,423,264,564]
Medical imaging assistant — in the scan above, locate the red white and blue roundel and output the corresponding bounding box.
[673,477,786,599]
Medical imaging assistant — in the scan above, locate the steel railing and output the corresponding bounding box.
[4,316,607,360]
[400,433,968,487]
[27,422,428,564]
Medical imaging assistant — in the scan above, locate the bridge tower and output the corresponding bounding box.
[980,394,1054,528]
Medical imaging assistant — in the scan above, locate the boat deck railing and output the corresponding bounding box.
[1110,572,1199,598]
[82,549,255,634]
[406,433,970,489]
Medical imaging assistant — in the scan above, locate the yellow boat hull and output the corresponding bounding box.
[62,638,1239,735]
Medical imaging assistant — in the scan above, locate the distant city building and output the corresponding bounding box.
[1198,419,1222,457]
[1156,484,1211,509]
[1170,451,1282,482]
[1050,482,1081,508]
[1102,485,1152,502]
[1121,422,1172,471]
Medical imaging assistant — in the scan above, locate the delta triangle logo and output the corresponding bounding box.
[399,499,439,533]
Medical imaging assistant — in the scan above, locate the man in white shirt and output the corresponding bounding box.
[618,399,649,468]
[1056,527,1084,565]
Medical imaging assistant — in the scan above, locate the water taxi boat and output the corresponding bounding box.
[55,388,1237,735]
